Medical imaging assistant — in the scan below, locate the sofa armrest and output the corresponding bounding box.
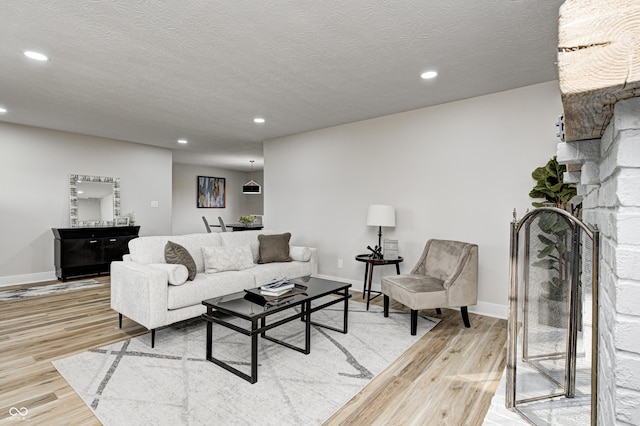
[288,245,318,275]
[308,247,318,275]
[289,245,312,261]
[110,261,170,330]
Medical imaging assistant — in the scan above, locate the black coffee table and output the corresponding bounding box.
[202,277,351,383]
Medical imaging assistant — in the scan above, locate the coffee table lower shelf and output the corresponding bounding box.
[202,279,351,384]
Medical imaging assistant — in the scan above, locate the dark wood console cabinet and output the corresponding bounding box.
[52,226,140,281]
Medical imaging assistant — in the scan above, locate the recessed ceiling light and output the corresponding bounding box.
[253,117,265,124]
[0,107,6,114]
[420,71,438,79]
[177,139,188,144]
[24,50,49,61]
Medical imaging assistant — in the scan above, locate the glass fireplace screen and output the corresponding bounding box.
[506,208,599,425]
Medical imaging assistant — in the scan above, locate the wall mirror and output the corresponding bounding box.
[69,174,120,227]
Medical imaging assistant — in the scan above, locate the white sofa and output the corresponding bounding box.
[110,230,318,346]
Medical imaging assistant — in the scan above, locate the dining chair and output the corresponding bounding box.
[202,216,212,233]
[218,216,228,232]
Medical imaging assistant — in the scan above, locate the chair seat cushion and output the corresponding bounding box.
[381,274,447,310]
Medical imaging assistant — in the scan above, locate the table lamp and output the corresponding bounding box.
[366,204,396,257]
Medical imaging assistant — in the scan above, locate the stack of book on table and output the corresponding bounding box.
[243,279,307,304]
[260,280,294,296]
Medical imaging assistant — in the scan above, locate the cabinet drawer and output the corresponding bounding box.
[103,235,136,262]
[60,238,105,267]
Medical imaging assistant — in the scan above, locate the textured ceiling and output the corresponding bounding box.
[0,0,564,171]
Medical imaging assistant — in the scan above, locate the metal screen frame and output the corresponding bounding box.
[506,207,599,425]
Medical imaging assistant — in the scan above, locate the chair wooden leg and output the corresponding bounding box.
[118,313,122,328]
[435,308,441,315]
[410,310,417,335]
[461,306,471,328]
[383,295,389,317]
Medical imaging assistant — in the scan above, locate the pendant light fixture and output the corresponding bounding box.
[242,160,261,194]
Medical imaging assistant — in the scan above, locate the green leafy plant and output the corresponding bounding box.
[239,215,255,224]
[532,211,571,301]
[529,156,576,209]
[528,156,579,302]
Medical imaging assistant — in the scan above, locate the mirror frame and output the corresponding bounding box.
[69,174,120,227]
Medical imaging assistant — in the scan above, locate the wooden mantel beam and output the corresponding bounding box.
[558,0,640,142]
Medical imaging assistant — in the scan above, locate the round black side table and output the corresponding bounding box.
[354,254,403,310]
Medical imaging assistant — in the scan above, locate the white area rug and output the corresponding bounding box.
[0,279,102,301]
[54,297,439,425]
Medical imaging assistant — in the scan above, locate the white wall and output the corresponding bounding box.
[0,122,173,285]
[264,81,563,317]
[172,164,263,235]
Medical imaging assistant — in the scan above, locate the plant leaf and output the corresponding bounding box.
[545,162,558,178]
[532,259,559,270]
[537,244,556,258]
[538,212,557,231]
[548,182,564,192]
[532,167,548,181]
[537,234,554,245]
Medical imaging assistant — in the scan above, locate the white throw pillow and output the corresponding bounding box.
[149,263,189,286]
[202,244,255,273]
[289,246,311,262]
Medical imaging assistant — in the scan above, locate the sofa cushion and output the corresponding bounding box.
[248,261,313,285]
[149,263,189,286]
[128,233,223,273]
[202,244,255,273]
[167,270,255,310]
[258,233,292,264]
[381,274,447,309]
[219,230,272,263]
[165,241,197,280]
[424,239,469,282]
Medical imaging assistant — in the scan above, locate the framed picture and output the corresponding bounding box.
[115,217,130,226]
[197,176,226,208]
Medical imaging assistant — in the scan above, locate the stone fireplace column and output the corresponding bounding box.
[557,97,640,425]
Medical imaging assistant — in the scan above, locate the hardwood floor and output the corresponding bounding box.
[0,278,507,425]
[325,295,507,426]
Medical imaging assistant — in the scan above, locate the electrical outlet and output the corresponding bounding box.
[337,258,343,269]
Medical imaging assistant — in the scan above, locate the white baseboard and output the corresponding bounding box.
[314,274,361,288]
[314,273,508,320]
[468,301,508,320]
[0,271,57,288]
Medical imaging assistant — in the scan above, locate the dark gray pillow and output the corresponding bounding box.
[257,233,292,264]
[165,241,197,280]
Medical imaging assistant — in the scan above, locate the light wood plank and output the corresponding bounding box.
[323,297,507,425]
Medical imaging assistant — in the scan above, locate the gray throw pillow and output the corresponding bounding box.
[257,233,292,264]
[165,241,197,280]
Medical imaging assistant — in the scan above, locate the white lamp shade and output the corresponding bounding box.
[366,204,396,227]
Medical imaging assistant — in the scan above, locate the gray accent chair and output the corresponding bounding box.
[381,239,478,334]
